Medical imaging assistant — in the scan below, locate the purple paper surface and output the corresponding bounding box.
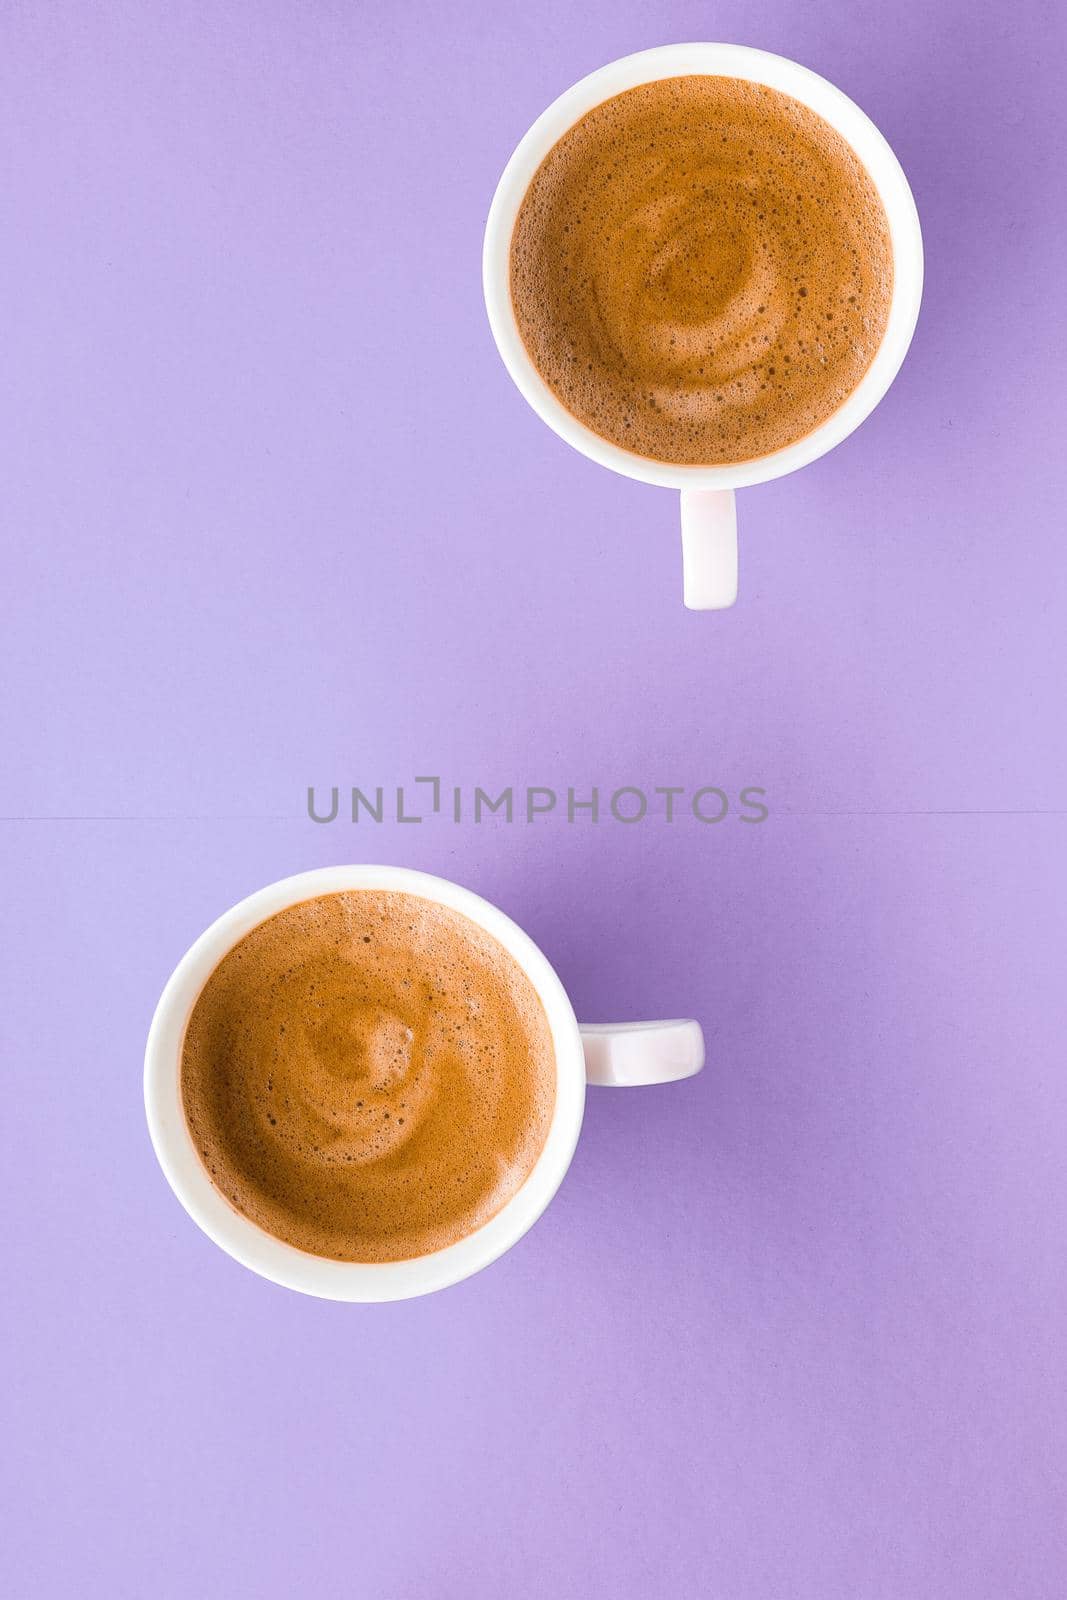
[2,3,1065,1596]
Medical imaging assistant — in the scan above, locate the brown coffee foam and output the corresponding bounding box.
[180,891,556,1262]
[509,76,893,465]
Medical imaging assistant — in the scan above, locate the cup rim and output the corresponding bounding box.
[483,41,924,490]
[144,866,586,1301]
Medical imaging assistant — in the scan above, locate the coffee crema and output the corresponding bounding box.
[509,75,893,465]
[180,891,555,1263]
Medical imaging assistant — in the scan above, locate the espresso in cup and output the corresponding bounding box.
[509,76,893,465]
[180,890,555,1262]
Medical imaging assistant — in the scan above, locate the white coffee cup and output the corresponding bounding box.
[483,43,923,608]
[144,865,704,1301]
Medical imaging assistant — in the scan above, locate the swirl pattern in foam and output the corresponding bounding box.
[180,891,556,1262]
[509,76,893,465]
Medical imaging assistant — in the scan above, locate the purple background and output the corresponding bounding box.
[3,2,1065,1596]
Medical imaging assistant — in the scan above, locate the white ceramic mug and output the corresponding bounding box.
[144,866,704,1301]
[483,43,924,608]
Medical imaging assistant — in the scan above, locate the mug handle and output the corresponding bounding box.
[580,1019,705,1087]
[680,488,738,609]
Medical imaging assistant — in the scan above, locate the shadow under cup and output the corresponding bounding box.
[482,43,924,606]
